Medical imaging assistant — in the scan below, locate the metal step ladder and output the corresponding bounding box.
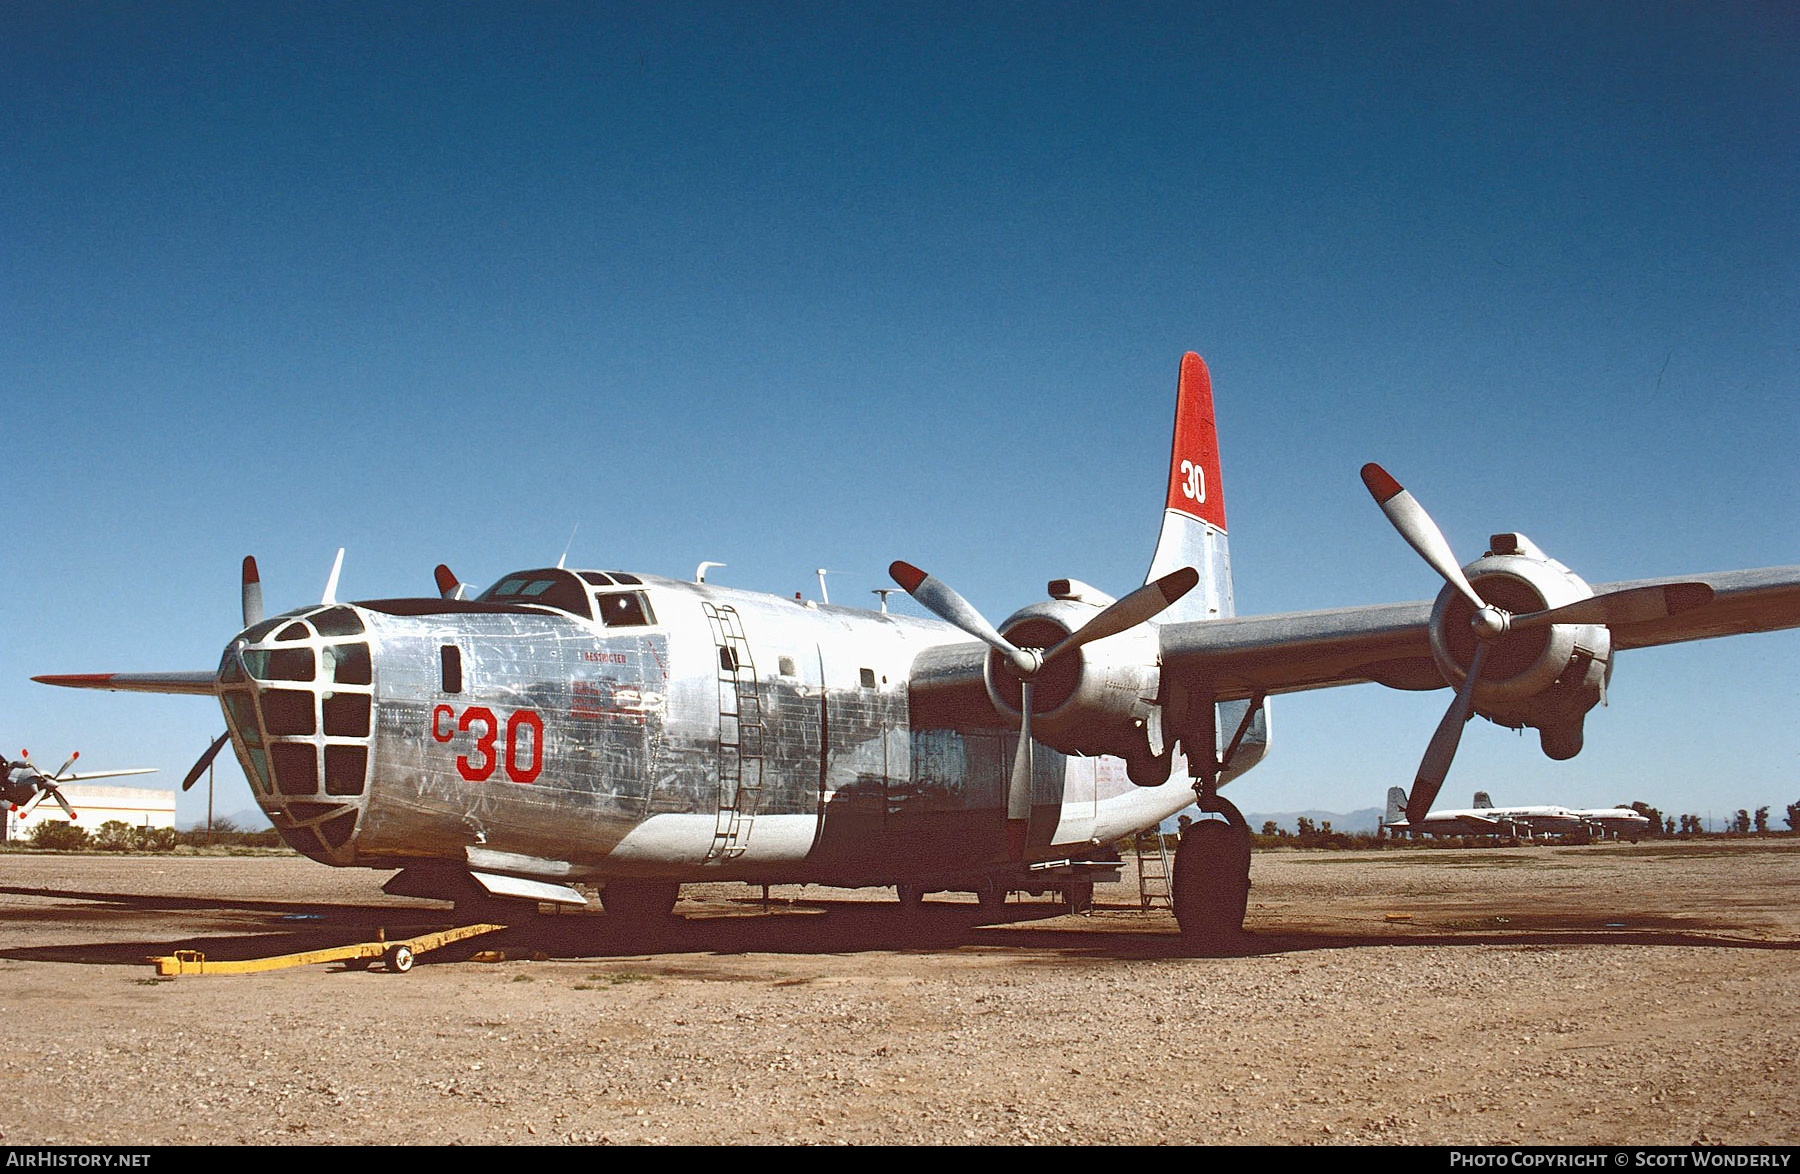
[703,603,765,861]
[1134,827,1173,910]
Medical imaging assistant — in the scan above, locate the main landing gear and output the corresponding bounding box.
[1171,792,1252,950]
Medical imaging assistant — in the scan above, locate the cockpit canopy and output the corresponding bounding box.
[478,568,655,626]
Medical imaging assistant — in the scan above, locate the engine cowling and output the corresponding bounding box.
[981,591,1163,767]
[1429,533,1611,759]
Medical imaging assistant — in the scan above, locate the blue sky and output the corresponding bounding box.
[3,2,1795,830]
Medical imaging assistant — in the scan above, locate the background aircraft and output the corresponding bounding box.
[35,354,1800,943]
[1384,788,1654,840]
[2,751,155,822]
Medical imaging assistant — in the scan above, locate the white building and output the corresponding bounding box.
[4,784,177,841]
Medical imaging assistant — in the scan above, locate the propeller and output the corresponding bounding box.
[889,561,1198,855]
[1362,463,1714,823]
[242,556,263,628]
[15,751,80,820]
[181,732,233,792]
[435,564,466,600]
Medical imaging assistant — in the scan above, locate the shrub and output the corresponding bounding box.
[29,821,90,851]
[94,821,135,852]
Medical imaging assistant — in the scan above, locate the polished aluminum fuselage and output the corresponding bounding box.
[219,572,1197,887]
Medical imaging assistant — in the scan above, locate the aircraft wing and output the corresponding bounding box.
[1158,564,1800,701]
[1157,600,1438,700]
[31,672,218,697]
[1590,566,1800,650]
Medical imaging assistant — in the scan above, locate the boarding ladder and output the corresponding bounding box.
[702,603,765,861]
[1134,827,1173,910]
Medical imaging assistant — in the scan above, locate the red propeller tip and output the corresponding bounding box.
[1360,463,1403,503]
[242,555,260,583]
[434,565,459,594]
[889,561,927,593]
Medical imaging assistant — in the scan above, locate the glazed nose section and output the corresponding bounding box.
[217,604,376,862]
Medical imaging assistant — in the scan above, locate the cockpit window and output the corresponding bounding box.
[478,569,594,619]
[596,591,654,628]
[578,571,616,586]
[311,607,365,636]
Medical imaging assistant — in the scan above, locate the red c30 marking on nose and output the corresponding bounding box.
[439,705,543,784]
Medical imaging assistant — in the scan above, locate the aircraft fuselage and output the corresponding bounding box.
[216,568,1191,891]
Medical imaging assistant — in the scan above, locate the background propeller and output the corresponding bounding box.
[889,561,1198,855]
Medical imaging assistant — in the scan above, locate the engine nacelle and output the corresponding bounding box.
[982,593,1163,767]
[1430,533,1612,758]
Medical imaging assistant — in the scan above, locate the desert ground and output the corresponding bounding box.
[0,839,1794,1146]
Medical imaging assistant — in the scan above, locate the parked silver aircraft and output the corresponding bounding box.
[1383,788,1653,840]
[2,750,154,821]
[34,353,1800,942]
[1382,787,1585,838]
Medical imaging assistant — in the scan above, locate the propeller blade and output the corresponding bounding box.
[1509,582,1714,631]
[50,753,78,781]
[435,564,464,600]
[1007,680,1035,858]
[242,556,264,628]
[1361,464,1487,613]
[1043,567,1199,664]
[47,785,76,820]
[16,790,46,819]
[322,548,345,605]
[889,561,1037,676]
[1407,642,1490,824]
[181,732,233,792]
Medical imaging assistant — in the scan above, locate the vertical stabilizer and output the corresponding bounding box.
[1146,353,1232,622]
[1385,787,1409,826]
[1146,352,1269,783]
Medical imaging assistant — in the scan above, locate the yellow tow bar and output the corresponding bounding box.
[149,923,508,976]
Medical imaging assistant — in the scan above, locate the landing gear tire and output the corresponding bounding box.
[600,880,681,922]
[1173,806,1252,950]
[1063,879,1094,913]
[383,944,415,974]
[974,877,1007,913]
[896,883,926,909]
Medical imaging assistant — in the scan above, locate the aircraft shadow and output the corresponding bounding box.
[1,886,1792,967]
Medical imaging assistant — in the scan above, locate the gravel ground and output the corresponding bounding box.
[0,839,1794,1146]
